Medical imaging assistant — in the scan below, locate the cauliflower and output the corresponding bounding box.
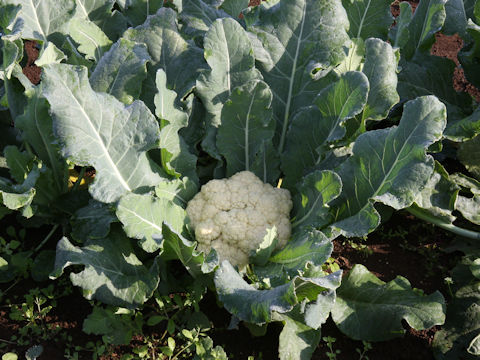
[186,171,293,268]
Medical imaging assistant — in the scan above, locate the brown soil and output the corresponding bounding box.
[22,41,41,85]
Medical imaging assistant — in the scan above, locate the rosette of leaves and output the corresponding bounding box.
[1,0,475,358]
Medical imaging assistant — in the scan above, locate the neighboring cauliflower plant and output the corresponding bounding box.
[186,171,293,268]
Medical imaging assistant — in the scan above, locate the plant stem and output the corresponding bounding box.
[407,207,480,240]
[34,224,59,253]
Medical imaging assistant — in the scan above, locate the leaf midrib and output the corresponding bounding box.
[54,70,132,192]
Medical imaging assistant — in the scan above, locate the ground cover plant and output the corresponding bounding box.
[0,0,480,358]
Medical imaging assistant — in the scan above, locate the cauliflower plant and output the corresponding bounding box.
[186,171,293,268]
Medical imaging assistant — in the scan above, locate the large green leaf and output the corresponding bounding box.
[411,161,460,223]
[154,177,198,208]
[291,170,342,230]
[388,2,412,49]
[155,69,197,182]
[332,264,446,341]
[50,231,160,308]
[71,200,116,242]
[162,222,218,277]
[274,311,321,360]
[398,55,471,114]
[7,0,75,43]
[459,20,480,89]
[15,89,68,195]
[282,71,369,188]
[445,105,480,142]
[220,0,248,17]
[174,0,230,38]
[89,38,150,105]
[248,0,350,153]
[454,172,480,224]
[0,169,38,217]
[116,193,186,253]
[341,0,393,39]
[4,145,34,184]
[41,63,162,204]
[68,17,112,62]
[443,0,468,36]
[433,283,480,360]
[330,96,446,237]
[124,8,206,110]
[196,17,261,157]
[256,229,333,279]
[215,261,340,324]
[400,0,447,60]
[361,38,399,121]
[458,135,480,180]
[217,80,275,176]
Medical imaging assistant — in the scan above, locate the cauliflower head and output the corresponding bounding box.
[186,171,293,268]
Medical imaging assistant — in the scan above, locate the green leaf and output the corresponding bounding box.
[15,89,69,195]
[31,250,55,282]
[332,264,446,341]
[116,193,186,253]
[196,17,261,157]
[155,69,198,182]
[459,20,480,89]
[215,261,339,324]
[401,0,447,60]
[83,306,139,345]
[8,0,75,43]
[282,71,369,188]
[248,0,350,153]
[341,0,393,39]
[250,226,278,267]
[411,161,460,223]
[330,96,446,237]
[50,231,160,308]
[68,17,112,62]
[361,38,399,121]
[292,170,342,230]
[123,0,163,27]
[445,105,480,142]
[2,353,18,360]
[34,42,66,67]
[458,135,480,180]
[334,38,365,74]
[124,8,206,110]
[175,0,230,38]
[388,2,412,49]
[154,177,198,208]
[41,63,162,203]
[215,260,297,324]
[217,80,275,176]
[250,139,281,184]
[90,38,150,105]
[220,0,248,17]
[433,283,480,360]
[454,172,480,224]
[162,222,217,277]
[258,229,333,279]
[275,312,321,360]
[2,39,23,79]
[71,200,116,242]
[398,55,471,113]
[443,0,468,36]
[4,145,34,183]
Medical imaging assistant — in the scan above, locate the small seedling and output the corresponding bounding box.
[323,336,341,360]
